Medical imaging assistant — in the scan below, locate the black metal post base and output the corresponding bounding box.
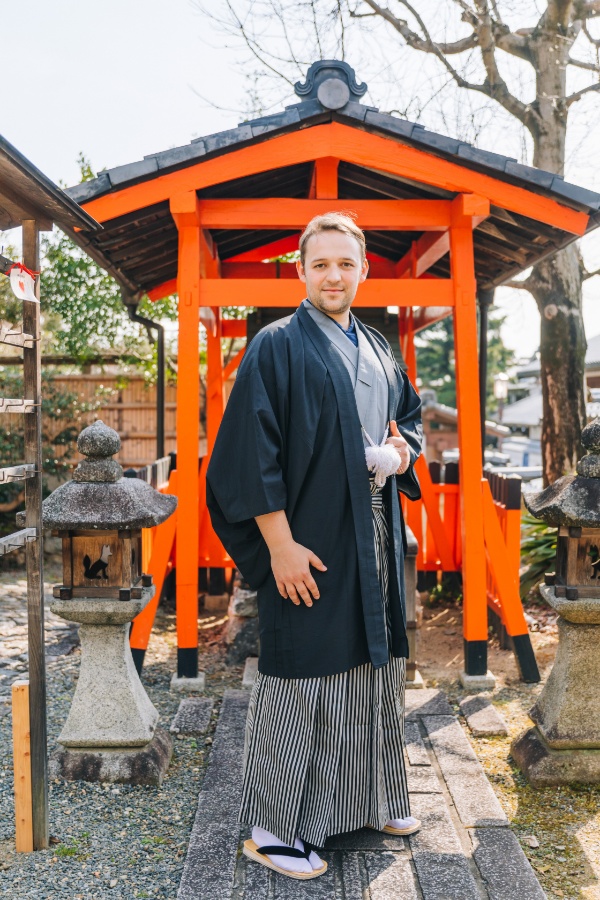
[512,633,541,683]
[177,647,198,679]
[464,639,488,676]
[130,647,146,676]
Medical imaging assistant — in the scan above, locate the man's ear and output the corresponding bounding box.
[359,257,369,283]
[296,259,306,283]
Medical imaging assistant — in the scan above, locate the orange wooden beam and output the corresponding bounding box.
[223,346,246,381]
[313,156,339,199]
[397,232,449,278]
[171,191,202,655]
[198,278,454,307]
[482,479,529,636]
[450,198,487,645]
[396,195,489,279]
[147,278,177,301]
[411,307,453,331]
[195,198,453,230]
[130,473,178,652]
[220,260,399,279]
[227,235,302,262]
[221,318,246,337]
[414,456,456,570]
[82,124,588,235]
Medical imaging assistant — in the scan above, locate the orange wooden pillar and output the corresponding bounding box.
[171,191,202,678]
[198,229,229,570]
[450,194,490,677]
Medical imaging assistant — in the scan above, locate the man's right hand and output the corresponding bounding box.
[270,540,327,607]
[254,509,327,607]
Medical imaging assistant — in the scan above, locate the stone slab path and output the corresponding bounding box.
[178,688,546,900]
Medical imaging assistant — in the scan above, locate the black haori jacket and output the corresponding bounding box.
[206,302,423,679]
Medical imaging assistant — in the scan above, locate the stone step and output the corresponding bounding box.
[459,694,509,737]
[178,687,546,900]
[170,697,214,735]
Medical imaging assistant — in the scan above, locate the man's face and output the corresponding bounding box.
[296,230,369,320]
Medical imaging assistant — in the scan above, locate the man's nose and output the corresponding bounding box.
[325,266,343,282]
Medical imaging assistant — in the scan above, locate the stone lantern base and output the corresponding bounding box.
[511,727,600,788]
[511,585,600,787]
[49,590,172,786]
[49,728,172,787]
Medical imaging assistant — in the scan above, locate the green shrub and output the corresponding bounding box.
[520,512,557,600]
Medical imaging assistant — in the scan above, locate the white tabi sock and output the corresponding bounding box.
[387,816,419,829]
[252,826,322,874]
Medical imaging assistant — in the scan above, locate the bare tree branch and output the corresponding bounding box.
[568,54,600,71]
[583,266,600,280]
[504,277,534,291]
[566,78,600,104]
[581,20,600,45]
[356,0,537,130]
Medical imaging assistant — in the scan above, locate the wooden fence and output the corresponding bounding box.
[50,374,181,468]
[405,458,532,667]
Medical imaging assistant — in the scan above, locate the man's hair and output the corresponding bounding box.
[299,212,366,265]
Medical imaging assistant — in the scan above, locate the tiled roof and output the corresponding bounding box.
[68,60,600,215]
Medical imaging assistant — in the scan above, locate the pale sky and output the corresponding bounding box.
[3,0,600,360]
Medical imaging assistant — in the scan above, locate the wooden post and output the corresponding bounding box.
[22,220,49,849]
[12,681,33,853]
[170,194,202,678]
[450,198,489,677]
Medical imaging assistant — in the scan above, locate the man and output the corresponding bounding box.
[207,213,423,880]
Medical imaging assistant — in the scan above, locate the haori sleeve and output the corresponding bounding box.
[205,340,288,589]
[206,336,288,525]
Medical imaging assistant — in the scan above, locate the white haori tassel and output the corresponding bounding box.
[363,425,399,487]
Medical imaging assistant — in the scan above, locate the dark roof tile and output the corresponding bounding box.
[108,157,159,188]
[246,109,301,134]
[364,110,419,138]
[145,142,207,171]
[409,129,461,155]
[549,176,600,210]
[504,161,555,189]
[68,172,112,205]
[203,124,254,153]
[457,143,516,172]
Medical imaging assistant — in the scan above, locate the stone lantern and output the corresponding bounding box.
[511,418,600,785]
[41,421,177,785]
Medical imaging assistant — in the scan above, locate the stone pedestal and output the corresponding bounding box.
[511,585,600,786]
[225,585,259,664]
[49,588,172,784]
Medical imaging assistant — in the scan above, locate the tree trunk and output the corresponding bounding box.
[528,247,586,485]
[527,15,586,485]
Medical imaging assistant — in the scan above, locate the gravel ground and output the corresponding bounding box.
[0,557,243,900]
[420,598,600,900]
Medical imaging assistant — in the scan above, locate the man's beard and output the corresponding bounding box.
[308,289,353,316]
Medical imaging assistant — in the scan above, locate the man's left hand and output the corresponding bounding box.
[386,420,411,475]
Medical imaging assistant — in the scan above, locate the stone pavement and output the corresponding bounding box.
[178,689,546,900]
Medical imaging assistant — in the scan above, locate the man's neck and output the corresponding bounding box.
[306,298,352,330]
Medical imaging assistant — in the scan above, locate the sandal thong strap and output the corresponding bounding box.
[257,844,310,860]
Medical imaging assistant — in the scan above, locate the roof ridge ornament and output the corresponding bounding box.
[294,60,368,111]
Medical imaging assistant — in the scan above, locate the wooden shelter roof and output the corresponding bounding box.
[65,60,600,295]
[0,135,100,234]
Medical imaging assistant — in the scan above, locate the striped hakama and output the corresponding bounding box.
[238,478,411,848]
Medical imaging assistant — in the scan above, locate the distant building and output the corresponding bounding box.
[494,334,600,444]
[421,389,509,463]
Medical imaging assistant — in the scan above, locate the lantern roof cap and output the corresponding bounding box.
[39,421,177,531]
[524,418,600,527]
